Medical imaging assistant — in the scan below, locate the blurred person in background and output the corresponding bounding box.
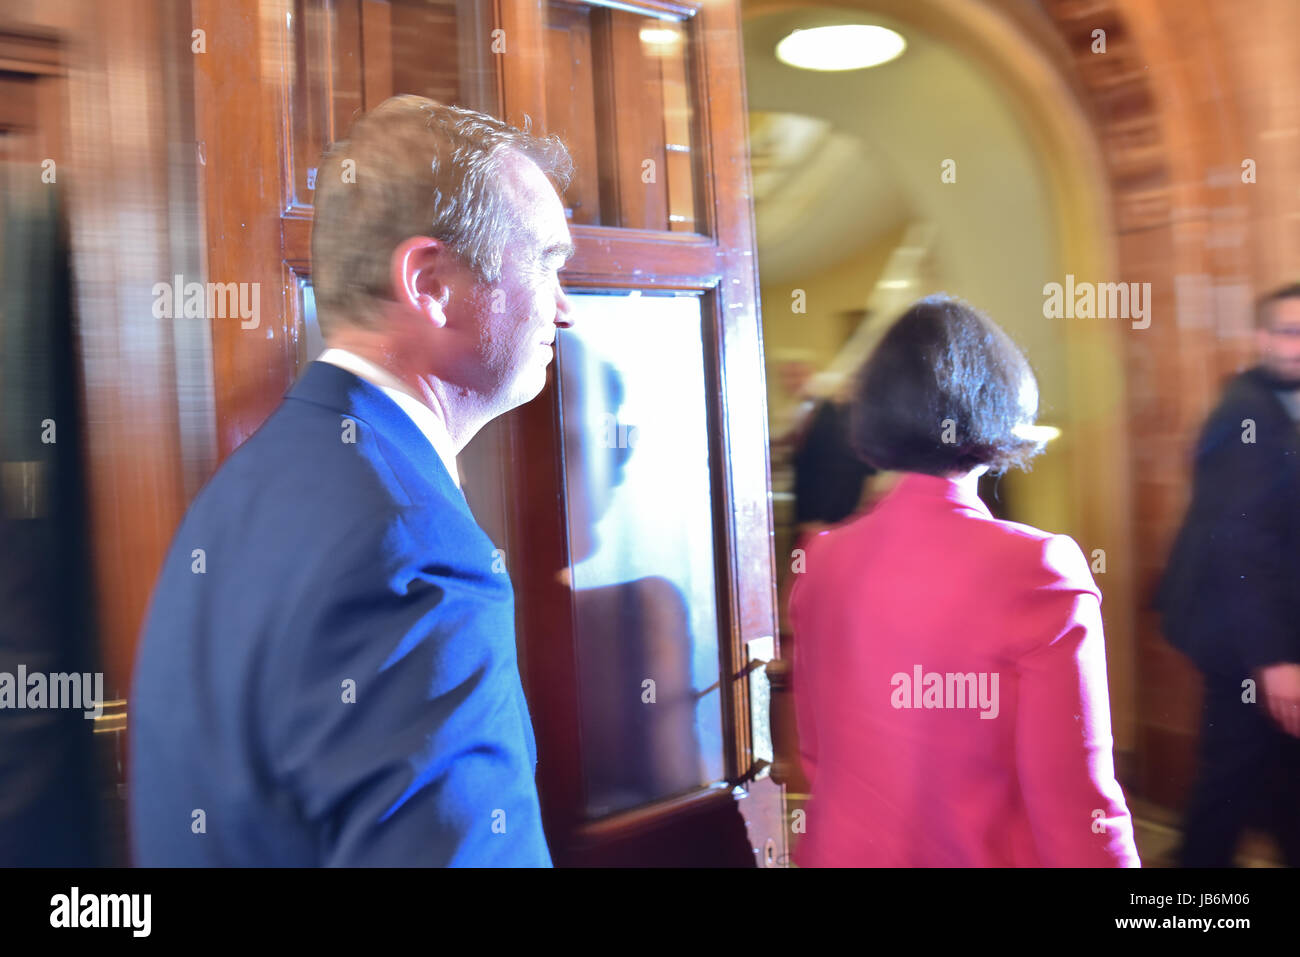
[129,96,574,866]
[771,349,875,536]
[769,353,818,456]
[791,294,1139,867]
[1158,282,1300,867]
[0,176,103,866]
[791,396,876,533]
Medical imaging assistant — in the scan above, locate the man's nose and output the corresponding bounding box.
[555,286,575,329]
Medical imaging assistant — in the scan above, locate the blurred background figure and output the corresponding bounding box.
[1158,283,1300,867]
[769,347,876,538]
[768,351,818,452]
[789,295,1139,866]
[790,397,875,532]
[0,164,104,865]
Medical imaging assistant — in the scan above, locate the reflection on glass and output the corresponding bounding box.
[557,291,723,818]
[385,0,496,112]
[291,0,497,209]
[544,1,699,231]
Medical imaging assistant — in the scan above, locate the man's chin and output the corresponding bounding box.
[504,367,550,411]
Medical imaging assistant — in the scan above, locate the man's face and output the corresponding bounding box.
[473,152,575,413]
[776,360,814,399]
[1258,297,1300,384]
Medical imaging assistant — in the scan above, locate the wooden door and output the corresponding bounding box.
[194,0,785,867]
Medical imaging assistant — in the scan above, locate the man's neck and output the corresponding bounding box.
[322,332,467,452]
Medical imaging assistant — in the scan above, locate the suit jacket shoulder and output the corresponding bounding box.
[130,362,550,867]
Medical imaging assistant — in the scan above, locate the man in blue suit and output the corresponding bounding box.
[130,96,575,866]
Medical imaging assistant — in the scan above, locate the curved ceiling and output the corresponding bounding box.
[749,110,909,286]
[743,1,1065,406]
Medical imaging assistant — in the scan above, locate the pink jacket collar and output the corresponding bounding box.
[887,471,992,516]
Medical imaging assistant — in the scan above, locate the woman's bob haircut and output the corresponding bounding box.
[849,294,1046,476]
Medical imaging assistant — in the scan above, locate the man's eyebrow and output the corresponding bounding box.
[543,241,577,263]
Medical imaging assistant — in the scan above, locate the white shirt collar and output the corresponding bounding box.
[315,348,461,488]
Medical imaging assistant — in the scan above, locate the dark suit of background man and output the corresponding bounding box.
[1159,282,1300,867]
[130,96,576,866]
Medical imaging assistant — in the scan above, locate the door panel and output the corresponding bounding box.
[541,1,699,231]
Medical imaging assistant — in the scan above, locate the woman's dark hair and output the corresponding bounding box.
[849,294,1044,476]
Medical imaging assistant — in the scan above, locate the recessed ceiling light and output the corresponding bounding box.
[639,27,678,46]
[776,25,906,71]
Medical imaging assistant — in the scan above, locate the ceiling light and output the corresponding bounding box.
[639,27,678,46]
[776,25,906,71]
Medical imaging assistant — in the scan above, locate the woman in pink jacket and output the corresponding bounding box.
[790,295,1140,867]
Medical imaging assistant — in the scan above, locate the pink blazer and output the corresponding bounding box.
[790,473,1140,867]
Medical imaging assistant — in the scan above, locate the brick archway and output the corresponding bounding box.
[1037,0,1263,807]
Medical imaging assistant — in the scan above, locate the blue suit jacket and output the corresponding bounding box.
[129,361,551,866]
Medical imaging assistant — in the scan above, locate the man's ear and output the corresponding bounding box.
[391,236,452,329]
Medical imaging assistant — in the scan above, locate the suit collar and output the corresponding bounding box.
[315,348,461,488]
[285,360,460,497]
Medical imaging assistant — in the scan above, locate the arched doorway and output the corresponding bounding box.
[744,0,1143,806]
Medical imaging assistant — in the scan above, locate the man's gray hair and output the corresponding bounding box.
[312,95,573,334]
